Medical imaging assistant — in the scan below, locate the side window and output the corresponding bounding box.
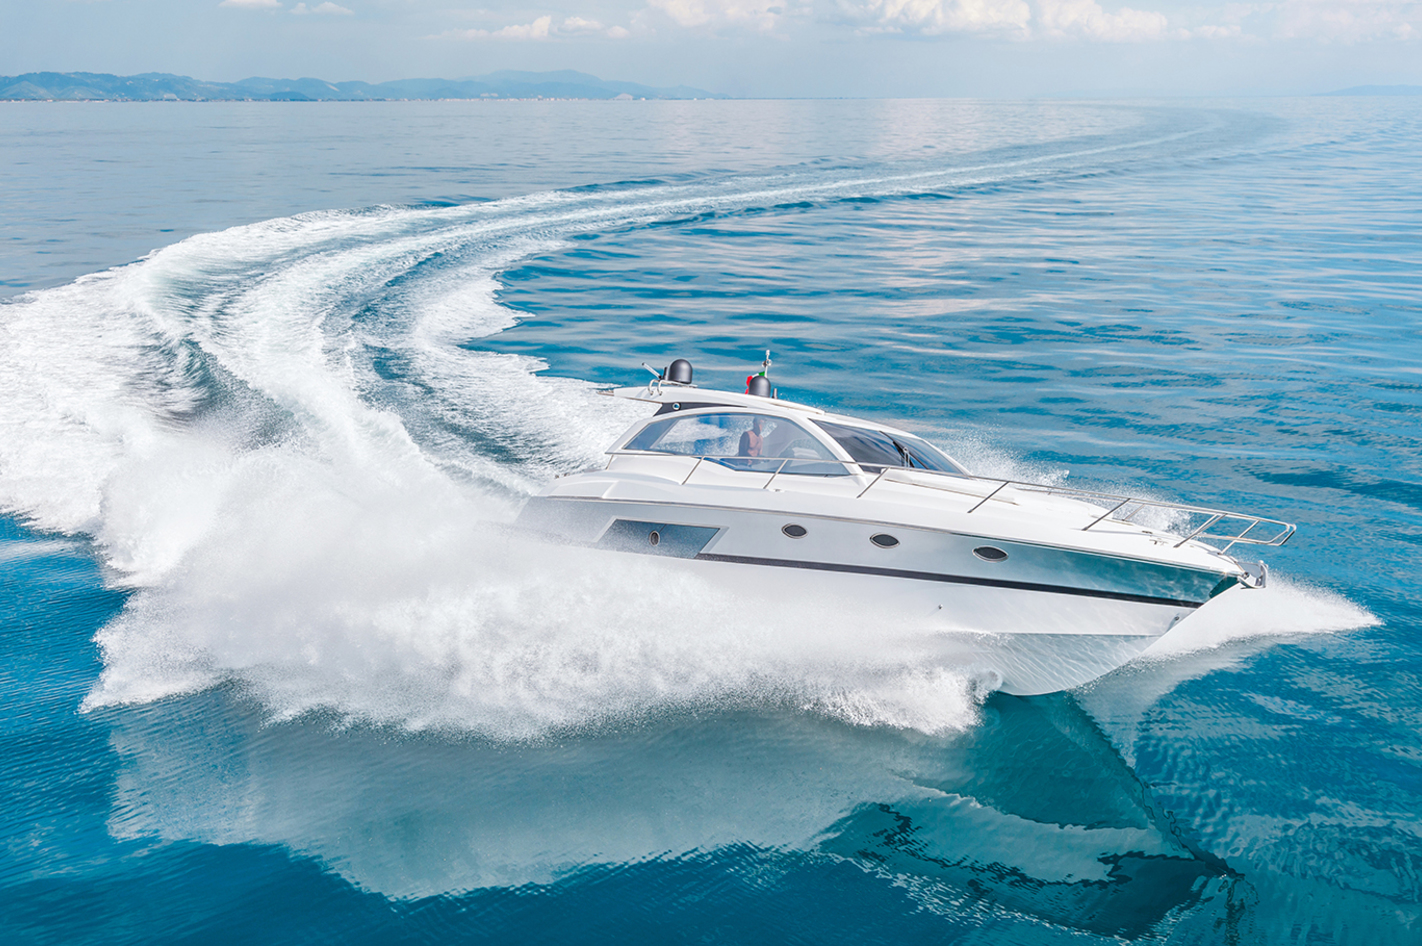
[623,413,838,468]
[892,432,966,474]
[815,421,965,474]
[816,421,904,468]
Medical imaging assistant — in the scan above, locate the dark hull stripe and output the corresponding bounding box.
[692,552,1207,609]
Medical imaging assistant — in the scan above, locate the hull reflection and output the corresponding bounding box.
[102,689,1237,936]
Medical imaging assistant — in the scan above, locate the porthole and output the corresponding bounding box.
[973,546,1008,563]
[870,533,899,549]
[782,524,808,539]
[649,531,661,547]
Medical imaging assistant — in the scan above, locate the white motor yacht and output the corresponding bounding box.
[517,357,1295,695]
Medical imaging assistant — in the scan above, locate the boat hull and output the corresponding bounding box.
[669,553,1184,694]
[516,495,1222,694]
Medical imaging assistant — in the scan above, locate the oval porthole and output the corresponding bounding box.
[973,546,1008,563]
[870,533,900,549]
[782,524,808,539]
[649,531,661,547]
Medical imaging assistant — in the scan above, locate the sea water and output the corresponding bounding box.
[0,98,1416,943]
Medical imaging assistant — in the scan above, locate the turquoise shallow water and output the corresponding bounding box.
[1,98,1418,943]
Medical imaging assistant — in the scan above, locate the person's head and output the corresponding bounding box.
[752,417,764,434]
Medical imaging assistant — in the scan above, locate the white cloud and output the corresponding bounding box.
[1270,0,1419,41]
[292,1,353,13]
[1190,22,1243,38]
[1035,0,1170,40]
[1146,0,1420,43]
[218,0,281,8]
[439,14,634,40]
[446,14,554,40]
[500,14,554,38]
[843,0,1417,43]
[846,0,1032,35]
[559,15,633,35]
[428,0,1419,46]
[561,15,606,32]
[646,0,791,32]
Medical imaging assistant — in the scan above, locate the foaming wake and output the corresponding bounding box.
[1075,577,1378,768]
[0,129,1366,737]
[1142,577,1378,659]
[83,473,986,737]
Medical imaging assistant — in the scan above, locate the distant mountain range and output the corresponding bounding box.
[1321,85,1422,96]
[0,70,728,102]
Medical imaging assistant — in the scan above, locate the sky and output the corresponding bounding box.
[2,0,1421,97]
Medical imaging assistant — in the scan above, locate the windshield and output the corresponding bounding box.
[623,412,841,472]
[815,421,966,474]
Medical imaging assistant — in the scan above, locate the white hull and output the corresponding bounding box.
[515,372,1290,696]
[666,553,1183,695]
[519,495,1206,695]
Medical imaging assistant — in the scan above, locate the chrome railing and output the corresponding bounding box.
[607,450,1296,552]
[926,475,1294,552]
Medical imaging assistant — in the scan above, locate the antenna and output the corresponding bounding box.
[761,350,773,376]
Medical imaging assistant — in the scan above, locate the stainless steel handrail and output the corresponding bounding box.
[605,450,1296,550]
[861,467,1294,550]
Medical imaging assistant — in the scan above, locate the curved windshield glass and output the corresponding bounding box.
[815,421,965,474]
[623,412,842,474]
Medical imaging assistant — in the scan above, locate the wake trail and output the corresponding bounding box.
[0,118,1365,737]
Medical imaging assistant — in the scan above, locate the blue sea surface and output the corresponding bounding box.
[1,98,1418,944]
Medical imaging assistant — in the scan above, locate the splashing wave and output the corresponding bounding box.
[0,142,1372,737]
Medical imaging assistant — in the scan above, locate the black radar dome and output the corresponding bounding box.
[666,359,693,384]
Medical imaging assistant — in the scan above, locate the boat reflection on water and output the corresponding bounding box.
[102,680,1250,939]
[817,691,1236,940]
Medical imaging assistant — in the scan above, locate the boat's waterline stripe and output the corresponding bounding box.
[691,552,1207,609]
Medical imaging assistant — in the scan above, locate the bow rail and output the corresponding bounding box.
[606,450,1296,553]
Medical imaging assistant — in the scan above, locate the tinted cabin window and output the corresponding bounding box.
[816,422,903,468]
[623,413,841,474]
[816,422,964,474]
[891,432,966,474]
